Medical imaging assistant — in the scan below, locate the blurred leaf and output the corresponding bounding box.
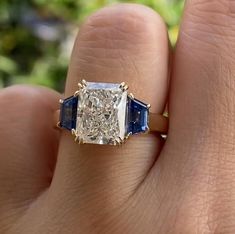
[0,0,184,90]
[0,55,18,74]
[169,25,179,45]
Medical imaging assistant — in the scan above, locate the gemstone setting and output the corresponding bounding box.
[76,82,127,145]
[127,97,149,135]
[59,96,78,130]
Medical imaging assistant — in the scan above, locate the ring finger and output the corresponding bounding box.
[49,3,170,231]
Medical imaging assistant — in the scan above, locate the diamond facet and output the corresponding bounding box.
[127,97,149,135]
[76,82,127,145]
[60,96,78,130]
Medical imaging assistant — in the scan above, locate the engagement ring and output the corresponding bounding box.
[55,80,168,145]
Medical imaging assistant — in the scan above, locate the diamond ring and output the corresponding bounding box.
[55,80,168,145]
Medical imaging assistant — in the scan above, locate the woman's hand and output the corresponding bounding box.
[1,1,235,233]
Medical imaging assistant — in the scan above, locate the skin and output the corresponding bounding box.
[0,1,234,233]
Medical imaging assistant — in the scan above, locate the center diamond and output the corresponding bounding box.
[76,82,127,145]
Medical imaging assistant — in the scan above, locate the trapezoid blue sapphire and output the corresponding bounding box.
[126,97,149,135]
[60,96,78,130]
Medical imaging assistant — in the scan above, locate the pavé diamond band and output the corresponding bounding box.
[55,80,168,145]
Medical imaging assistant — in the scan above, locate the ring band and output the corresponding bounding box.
[55,80,168,145]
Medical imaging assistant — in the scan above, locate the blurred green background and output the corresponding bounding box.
[0,0,184,92]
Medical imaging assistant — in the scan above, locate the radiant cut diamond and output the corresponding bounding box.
[76,82,127,145]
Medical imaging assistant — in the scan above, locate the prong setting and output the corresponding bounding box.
[74,90,80,97]
[71,129,76,136]
[82,79,87,86]
[119,82,128,92]
[74,135,79,142]
[114,137,124,145]
[78,83,83,89]
[59,99,64,104]
[125,132,132,140]
[128,93,134,100]
[78,79,87,90]
[72,129,84,144]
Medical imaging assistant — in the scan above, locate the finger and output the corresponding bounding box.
[152,0,235,230]
[165,0,235,176]
[50,3,169,223]
[0,85,60,231]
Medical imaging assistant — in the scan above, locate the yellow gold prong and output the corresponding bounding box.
[78,138,83,144]
[71,129,76,136]
[119,137,124,144]
[78,83,83,89]
[125,132,132,140]
[124,84,129,91]
[120,82,125,87]
[78,80,87,90]
[163,111,169,117]
[59,99,64,104]
[74,135,79,142]
[128,93,134,100]
[82,79,87,86]
[119,82,128,91]
[115,140,120,145]
[74,90,80,97]
[115,137,124,145]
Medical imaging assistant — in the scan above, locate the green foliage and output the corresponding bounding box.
[0,0,184,91]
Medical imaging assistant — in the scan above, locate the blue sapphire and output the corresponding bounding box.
[127,97,149,135]
[59,96,78,130]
